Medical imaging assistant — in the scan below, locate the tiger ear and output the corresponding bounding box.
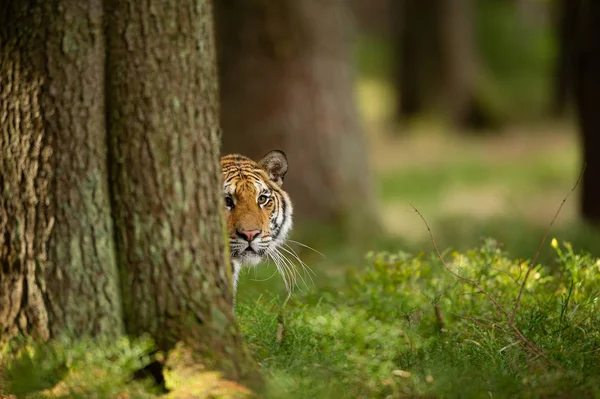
[258,150,288,186]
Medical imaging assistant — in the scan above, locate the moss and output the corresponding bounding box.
[163,343,254,399]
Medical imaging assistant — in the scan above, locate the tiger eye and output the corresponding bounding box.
[257,194,269,205]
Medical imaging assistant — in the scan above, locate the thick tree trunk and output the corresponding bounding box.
[216,0,379,238]
[105,0,257,381]
[0,0,123,344]
[571,0,600,225]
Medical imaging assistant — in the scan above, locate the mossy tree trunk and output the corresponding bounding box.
[105,0,257,380]
[570,0,600,226]
[0,0,123,344]
[216,0,379,239]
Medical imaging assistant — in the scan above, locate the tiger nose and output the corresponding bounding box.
[237,229,261,242]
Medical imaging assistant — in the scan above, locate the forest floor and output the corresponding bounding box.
[234,115,600,398]
[369,121,580,243]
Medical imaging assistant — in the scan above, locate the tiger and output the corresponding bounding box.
[220,150,294,296]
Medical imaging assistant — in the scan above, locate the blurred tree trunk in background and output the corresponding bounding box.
[391,0,492,130]
[105,0,257,380]
[570,0,600,226]
[349,0,390,36]
[216,0,380,240]
[391,0,442,122]
[0,0,123,345]
[552,0,577,116]
[440,0,485,129]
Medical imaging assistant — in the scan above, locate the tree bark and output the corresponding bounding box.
[105,0,257,381]
[216,0,379,238]
[0,0,123,345]
[571,0,600,225]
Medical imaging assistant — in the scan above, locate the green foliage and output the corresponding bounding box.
[474,1,555,121]
[0,335,254,399]
[238,240,600,398]
[3,240,598,399]
[0,336,156,398]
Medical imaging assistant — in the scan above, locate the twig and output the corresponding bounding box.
[275,312,285,344]
[412,206,510,320]
[412,205,547,359]
[511,164,586,323]
[451,312,499,328]
[434,304,445,332]
[400,329,414,353]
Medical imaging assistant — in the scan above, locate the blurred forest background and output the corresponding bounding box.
[2,0,600,398]
[225,0,600,300]
[223,2,600,396]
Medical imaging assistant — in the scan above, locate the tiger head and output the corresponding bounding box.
[220,150,293,291]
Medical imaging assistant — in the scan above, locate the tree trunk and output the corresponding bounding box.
[440,0,477,127]
[391,0,492,130]
[105,0,257,381]
[391,0,442,122]
[0,0,123,345]
[571,0,600,225]
[552,0,577,116]
[216,0,379,238]
[440,0,493,130]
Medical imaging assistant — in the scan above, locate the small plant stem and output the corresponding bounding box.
[511,164,585,323]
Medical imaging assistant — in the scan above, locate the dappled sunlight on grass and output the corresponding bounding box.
[368,122,581,242]
[236,241,600,398]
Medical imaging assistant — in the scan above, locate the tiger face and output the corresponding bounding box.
[221,150,293,294]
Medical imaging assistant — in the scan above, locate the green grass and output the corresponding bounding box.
[237,240,600,399]
[0,336,157,398]
[3,237,599,398]
[378,153,576,205]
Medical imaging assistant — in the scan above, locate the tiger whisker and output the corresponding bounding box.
[286,239,326,258]
[272,247,310,291]
[249,255,279,282]
[275,248,299,292]
[282,243,316,278]
[274,249,300,289]
[275,249,297,291]
[267,248,293,291]
[279,245,315,288]
[265,251,285,287]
